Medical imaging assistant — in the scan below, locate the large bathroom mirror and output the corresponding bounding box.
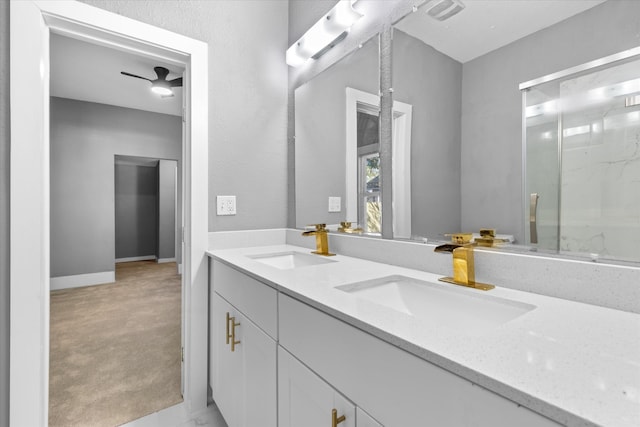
[295,0,640,264]
[295,35,381,231]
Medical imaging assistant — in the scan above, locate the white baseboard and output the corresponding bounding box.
[157,257,176,264]
[50,271,116,291]
[115,255,157,263]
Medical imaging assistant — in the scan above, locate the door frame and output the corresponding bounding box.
[10,1,209,425]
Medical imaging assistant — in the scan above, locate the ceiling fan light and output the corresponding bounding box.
[151,83,172,96]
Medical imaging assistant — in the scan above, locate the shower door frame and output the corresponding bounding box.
[520,45,640,252]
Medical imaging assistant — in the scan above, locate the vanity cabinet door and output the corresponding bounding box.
[278,346,356,427]
[356,408,383,427]
[211,293,241,426]
[211,293,277,427]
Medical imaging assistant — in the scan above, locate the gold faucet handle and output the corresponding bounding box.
[479,228,496,238]
[311,223,327,232]
[445,233,472,244]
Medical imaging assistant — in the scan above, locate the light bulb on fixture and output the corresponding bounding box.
[151,81,173,96]
[286,0,363,67]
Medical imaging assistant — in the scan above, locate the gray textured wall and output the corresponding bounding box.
[50,97,181,277]
[3,1,288,418]
[295,37,379,227]
[78,0,289,232]
[393,29,462,239]
[158,159,177,260]
[0,1,9,424]
[461,0,640,242]
[115,164,159,260]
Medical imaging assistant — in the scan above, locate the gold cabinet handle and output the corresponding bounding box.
[230,317,241,352]
[331,409,346,427]
[225,312,232,345]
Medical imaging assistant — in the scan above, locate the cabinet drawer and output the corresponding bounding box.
[279,293,560,427]
[212,260,277,338]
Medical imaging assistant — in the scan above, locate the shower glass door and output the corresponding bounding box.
[524,54,640,263]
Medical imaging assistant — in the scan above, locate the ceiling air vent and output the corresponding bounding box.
[424,0,465,21]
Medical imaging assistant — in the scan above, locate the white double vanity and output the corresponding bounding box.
[207,229,640,427]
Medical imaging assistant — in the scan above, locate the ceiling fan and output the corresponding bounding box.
[120,66,182,97]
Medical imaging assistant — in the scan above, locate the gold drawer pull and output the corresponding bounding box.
[231,317,241,352]
[225,312,232,345]
[331,409,346,427]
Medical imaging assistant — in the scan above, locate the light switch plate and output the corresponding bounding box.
[217,195,236,215]
[328,196,341,213]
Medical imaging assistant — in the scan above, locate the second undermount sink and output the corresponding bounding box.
[248,251,337,270]
[336,275,535,332]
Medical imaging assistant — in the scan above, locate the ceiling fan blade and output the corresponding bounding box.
[154,66,170,81]
[168,77,183,87]
[120,71,152,82]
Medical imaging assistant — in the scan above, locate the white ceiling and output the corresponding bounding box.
[50,33,184,116]
[395,0,606,63]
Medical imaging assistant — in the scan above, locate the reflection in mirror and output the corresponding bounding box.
[390,0,640,263]
[523,52,640,263]
[295,35,380,231]
[344,88,413,237]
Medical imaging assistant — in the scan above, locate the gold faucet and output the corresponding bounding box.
[337,221,363,234]
[474,228,508,247]
[302,224,336,256]
[434,235,494,291]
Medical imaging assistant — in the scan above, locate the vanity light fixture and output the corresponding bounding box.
[286,0,363,67]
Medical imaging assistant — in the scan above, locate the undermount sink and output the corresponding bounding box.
[336,275,535,332]
[248,251,337,270]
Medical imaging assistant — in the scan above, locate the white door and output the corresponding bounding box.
[278,346,355,427]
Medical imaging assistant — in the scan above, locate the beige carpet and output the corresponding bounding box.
[49,261,183,427]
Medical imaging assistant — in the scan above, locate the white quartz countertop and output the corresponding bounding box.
[207,244,640,427]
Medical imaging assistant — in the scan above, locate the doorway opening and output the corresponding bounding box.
[48,30,185,424]
[10,2,209,425]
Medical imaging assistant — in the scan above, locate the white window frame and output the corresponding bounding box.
[359,151,382,234]
[345,87,413,238]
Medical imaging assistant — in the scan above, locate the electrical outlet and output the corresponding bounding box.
[217,195,236,215]
[328,196,341,213]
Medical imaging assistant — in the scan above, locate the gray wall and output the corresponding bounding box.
[461,0,640,242]
[3,1,288,418]
[50,97,181,277]
[0,0,9,424]
[393,29,462,239]
[79,0,289,232]
[158,159,177,260]
[295,37,379,227]
[115,164,159,260]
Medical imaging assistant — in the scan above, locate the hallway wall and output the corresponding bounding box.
[50,97,181,279]
[158,159,178,261]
